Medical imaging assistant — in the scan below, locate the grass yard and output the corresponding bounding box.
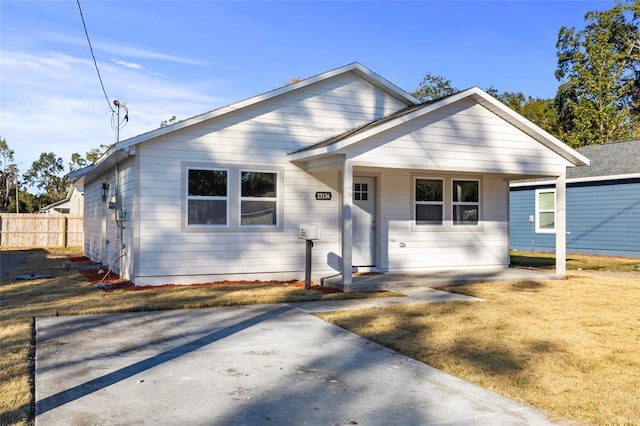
[318,253,640,426]
[0,248,395,426]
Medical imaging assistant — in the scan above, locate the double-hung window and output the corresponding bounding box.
[535,189,555,233]
[452,180,479,225]
[240,171,278,226]
[415,178,444,225]
[187,168,228,226]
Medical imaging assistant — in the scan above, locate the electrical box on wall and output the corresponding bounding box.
[117,209,126,221]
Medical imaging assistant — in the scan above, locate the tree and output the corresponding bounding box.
[412,72,458,101]
[23,152,68,209]
[69,144,112,171]
[555,1,640,146]
[0,137,18,212]
[159,116,177,128]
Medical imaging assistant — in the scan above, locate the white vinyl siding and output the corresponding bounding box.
[130,72,403,284]
[349,100,570,176]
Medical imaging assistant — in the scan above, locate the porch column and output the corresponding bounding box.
[341,159,353,285]
[555,170,567,277]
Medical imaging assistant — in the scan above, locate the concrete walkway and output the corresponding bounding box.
[35,286,557,425]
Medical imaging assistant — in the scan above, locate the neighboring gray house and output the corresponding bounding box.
[510,139,640,257]
[68,63,587,289]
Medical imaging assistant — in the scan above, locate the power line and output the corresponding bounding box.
[76,0,114,113]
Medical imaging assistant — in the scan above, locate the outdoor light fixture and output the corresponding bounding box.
[102,183,109,202]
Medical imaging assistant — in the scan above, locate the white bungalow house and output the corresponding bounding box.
[39,185,84,215]
[68,63,588,290]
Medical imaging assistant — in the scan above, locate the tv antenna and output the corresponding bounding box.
[111,100,129,144]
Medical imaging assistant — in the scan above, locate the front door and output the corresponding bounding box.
[352,177,376,266]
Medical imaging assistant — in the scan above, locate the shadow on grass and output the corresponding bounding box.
[510,254,556,269]
[510,280,546,291]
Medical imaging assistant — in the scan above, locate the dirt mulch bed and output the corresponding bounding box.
[68,255,341,294]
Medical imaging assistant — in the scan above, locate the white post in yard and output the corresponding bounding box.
[555,170,567,277]
[341,158,353,286]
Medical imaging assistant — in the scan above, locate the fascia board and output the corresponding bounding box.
[510,172,640,187]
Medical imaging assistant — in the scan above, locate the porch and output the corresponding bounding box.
[321,267,562,292]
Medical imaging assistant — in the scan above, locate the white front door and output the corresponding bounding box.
[352,177,376,266]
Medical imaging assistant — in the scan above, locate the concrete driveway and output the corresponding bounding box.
[35,295,556,425]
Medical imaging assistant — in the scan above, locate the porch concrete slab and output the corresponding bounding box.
[36,304,556,425]
[322,267,561,292]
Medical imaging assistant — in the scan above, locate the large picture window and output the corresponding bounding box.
[452,180,479,225]
[536,189,555,233]
[187,169,228,225]
[415,178,444,225]
[241,171,278,226]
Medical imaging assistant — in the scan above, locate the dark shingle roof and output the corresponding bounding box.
[569,139,640,179]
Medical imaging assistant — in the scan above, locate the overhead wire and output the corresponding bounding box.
[76,0,114,113]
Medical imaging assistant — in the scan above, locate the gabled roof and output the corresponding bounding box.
[569,139,640,179]
[69,62,418,184]
[289,87,590,168]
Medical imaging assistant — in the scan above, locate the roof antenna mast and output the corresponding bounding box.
[111,100,129,144]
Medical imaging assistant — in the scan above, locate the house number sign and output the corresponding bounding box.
[315,191,332,200]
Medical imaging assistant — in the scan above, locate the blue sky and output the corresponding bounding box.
[1,0,614,179]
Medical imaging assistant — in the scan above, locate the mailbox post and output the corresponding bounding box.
[298,224,319,289]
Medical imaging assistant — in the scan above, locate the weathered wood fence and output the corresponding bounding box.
[0,214,83,247]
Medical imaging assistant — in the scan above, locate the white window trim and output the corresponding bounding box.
[452,178,481,226]
[411,175,483,232]
[535,188,556,233]
[239,168,280,228]
[185,167,229,228]
[413,177,444,227]
[182,163,283,233]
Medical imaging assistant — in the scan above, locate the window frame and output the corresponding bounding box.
[535,188,556,233]
[239,169,279,228]
[451,179,480,226]
[182,163,283,233]
[185,167,229,228]
[413,177,444,227]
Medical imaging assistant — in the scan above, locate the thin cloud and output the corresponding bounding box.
[113,59,144,70]
[43,31,206,66]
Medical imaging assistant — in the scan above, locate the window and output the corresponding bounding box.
[187,169,228,225]
[241,171,277,226]
[415,178,443,225]
[536,189,555,233]
[354,183,369,201]
[452,180,479,225]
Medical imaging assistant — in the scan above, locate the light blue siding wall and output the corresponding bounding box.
[509,186,555,252]
[510,179,640,257]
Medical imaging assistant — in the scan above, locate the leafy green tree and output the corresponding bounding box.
[23,152,68,209]
[555,1,640,146]
[70,144,112,171]
[412,72,458,101]
[0,137,19,212]
[69,153,88,172]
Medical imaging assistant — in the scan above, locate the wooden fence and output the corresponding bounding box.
[0,214,84,247]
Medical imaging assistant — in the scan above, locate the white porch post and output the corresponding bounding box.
[341,159,353,285]
[555,170,567,277]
